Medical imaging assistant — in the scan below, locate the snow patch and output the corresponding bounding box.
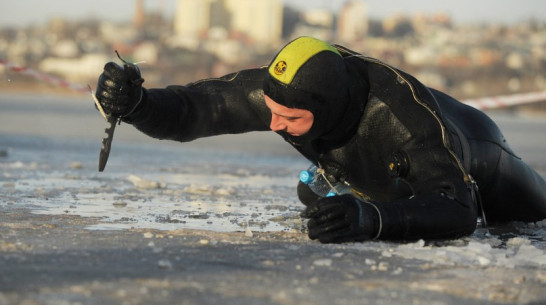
[387,236,546,268]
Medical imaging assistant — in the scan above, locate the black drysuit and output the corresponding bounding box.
[125,46,546,240]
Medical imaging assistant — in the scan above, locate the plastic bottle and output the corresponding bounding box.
[299,165,351,197]
[326,183,352,197]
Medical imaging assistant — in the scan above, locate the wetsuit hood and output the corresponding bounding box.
[263,36,365,147]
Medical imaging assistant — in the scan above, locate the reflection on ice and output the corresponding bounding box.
[2,163,305,233]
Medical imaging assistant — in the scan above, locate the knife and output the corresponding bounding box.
[90,52,143,172]
[98,115,119,172]
[89,84,118,172]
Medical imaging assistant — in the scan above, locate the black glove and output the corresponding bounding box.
[304,194,380,243]
[297,181,322,206]
[95,62,144,118]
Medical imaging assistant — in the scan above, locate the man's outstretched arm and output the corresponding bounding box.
[96,64,271,143]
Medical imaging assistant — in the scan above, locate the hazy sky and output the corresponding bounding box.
[0,0,545,27]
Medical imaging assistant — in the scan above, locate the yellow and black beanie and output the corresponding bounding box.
[263,36,356,144]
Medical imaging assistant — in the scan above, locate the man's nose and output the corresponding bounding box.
[270,114,285,132]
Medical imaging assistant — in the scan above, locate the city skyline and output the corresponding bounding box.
[1,0,545,27]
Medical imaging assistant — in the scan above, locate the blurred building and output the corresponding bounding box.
[337,0,368,43]
[133,0,145,29]
[174,0,283,45]
[292,8,335,41]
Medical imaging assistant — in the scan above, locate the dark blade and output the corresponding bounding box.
[98,116,118,172]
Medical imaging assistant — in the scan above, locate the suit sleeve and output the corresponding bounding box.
[375,193,478,240]
[125,67,271,142]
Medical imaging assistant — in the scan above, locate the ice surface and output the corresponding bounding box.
[378,235,546,268]
[1,93,545,272]
[2,134,545,270]
[0,132,307,233]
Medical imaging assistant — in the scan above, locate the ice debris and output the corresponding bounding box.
[112,201,128,208]
[245,225,254,238]
[69,161,83,169]
[388,237,546,268]
[157,259,173,270]
[127,175,165,189]
[313,259,333,267]
[183,184,235,196]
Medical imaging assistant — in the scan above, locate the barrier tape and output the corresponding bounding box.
[2,59,546,109]
[462,91,546,110]
[0,59,88,94]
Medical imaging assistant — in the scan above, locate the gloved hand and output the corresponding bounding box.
[297,181,321,206]
[95,62,144,118]
[303,194,380,243]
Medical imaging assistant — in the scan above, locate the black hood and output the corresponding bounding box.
[263,37,366,148]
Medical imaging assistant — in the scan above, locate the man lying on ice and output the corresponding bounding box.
[94,36,546,243]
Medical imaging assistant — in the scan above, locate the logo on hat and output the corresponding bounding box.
[274,61,287,75]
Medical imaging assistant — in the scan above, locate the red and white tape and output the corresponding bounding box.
[0,59,88,93]
[462,91,546,110]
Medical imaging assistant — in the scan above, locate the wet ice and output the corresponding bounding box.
[383,234,546,268]
[2,136,545,270]
[0,134,306,233]
[1,93,546,272]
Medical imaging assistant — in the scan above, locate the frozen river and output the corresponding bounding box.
[0,93,309,233]
[1,92,546,304]
[1,92,545,233]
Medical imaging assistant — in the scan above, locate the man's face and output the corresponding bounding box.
[264,95,314,137]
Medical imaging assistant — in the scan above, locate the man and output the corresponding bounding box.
[96,36,546,243]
